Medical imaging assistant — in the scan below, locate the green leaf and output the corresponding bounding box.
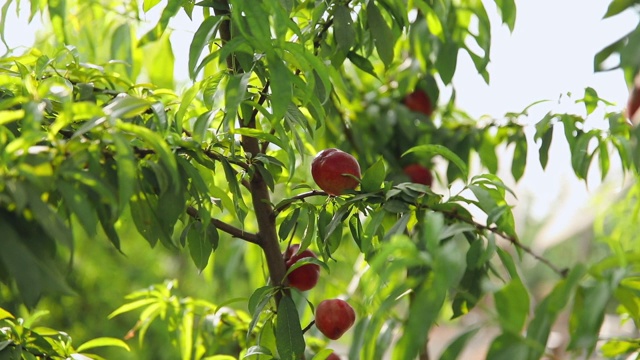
[567,281,616,352]
[478,135,498,174]
[268,54,293,121]
[0,109,25,125]
[278,207,301,241]
[180,303,195,360]
[224,73,251,124]
[129,192,162,248]
[138,0,182,47]
[403,144,468,181]
[219,157,247,223]
[283,42,332,103]
[234,127,286,150]
[189,16,223,80]
[333,5,356,65]
[420,4,443,41]
[511,133,527,181]
[394,234,465,359]
[248,286,276,315]
[604,0,640,18]
[246,288,275,342]
[496,247,518,279]
[598,138,610,181]
[103,95,151,120]
[233,0,271,49]
[0,0,13,49]
[143,34,175,89]
[494,278,530,333]
[25,187,74,250]
[116,122,179,190]
[347,51,378,78]
[439,328,480,360]
[0,308,14,320]
[244,346,273,357]
[494,0,517,31]
[108,298,158,319]
[76,337,131,353]
[323,205,352,244]
[57,180,98,237]
[360,158,386,193]
[384,213,412,241]
[594,35,625,72]
[111,23,134,79]
[525,264,586,360]
[187,222,213,271]
[570,131,596,180]
[486,333,528,360]
[601,339,640,357]
[0,218,75,308]
[192,110,216,143]
[367,1,395,67]
[581,87,599,115]
[111,133,137,215]
[143,0,162,12]
[47,0,66,43]
[451,265,486,318]
[312,349,337,360]
[97,204,122,251]
[176,81,201,125]
[436,41,459,85]
[537,126,553,170]
[284,256,329,276]
[275,296,305,360]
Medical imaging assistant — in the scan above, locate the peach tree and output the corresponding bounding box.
[1,0,640,359]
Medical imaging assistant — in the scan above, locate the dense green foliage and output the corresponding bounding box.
[1,0,640,359]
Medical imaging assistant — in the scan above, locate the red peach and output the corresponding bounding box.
[315,299,356,340]
[403,163,433,187]
[311,148,361,196]
[403,89,434,117]
[284,244,320,291]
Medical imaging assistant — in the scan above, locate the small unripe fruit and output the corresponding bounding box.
[284,244,320,291]
[315,299,356,340]
[403,163,433,187]
[311,148,361,196]
[403,88,434,117]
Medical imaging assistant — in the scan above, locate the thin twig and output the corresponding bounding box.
[186,206,260,245]
[302,320,316,334]
[269,186,568,277]
[273,190,327,216]
[202,148,251,171]
[436,206,569,278]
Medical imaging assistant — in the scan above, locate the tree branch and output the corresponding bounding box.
[434,206,569,278]
[186,206,260,245]
[214,0,288,301]
[273,190,327,216]
[256,178,568,278]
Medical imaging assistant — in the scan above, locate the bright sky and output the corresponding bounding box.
[5,0,638,249]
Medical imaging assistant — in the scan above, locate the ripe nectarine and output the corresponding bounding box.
[403,88,433,117]
[311,148,361,196]
[315,299,356,340]
[284,244,320,291]
[403,163,433,187]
